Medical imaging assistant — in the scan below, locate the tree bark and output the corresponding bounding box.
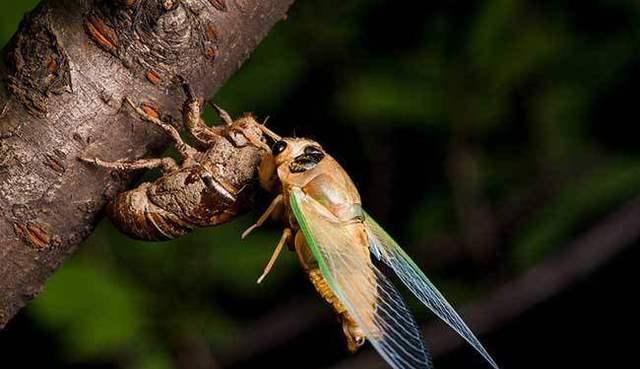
[0,0,293,328]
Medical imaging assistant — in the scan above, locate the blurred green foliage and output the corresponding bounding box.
[3,0,640,368]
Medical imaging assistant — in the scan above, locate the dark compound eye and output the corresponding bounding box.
[272,140,288,155]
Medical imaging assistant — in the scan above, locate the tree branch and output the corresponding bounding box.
[0,0,293,328]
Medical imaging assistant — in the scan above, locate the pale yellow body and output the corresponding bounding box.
[245,132,499,369]
[254,138,372,351]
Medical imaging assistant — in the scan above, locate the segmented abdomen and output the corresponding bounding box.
[308,268,365,351]
[307,268,348,314]
[107,183,196,241]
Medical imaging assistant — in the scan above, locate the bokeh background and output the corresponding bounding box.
[1,0,639,368]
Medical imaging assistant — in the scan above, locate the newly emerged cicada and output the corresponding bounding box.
[244,134,499,369]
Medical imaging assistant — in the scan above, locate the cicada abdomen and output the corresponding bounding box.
[107,164,243,241]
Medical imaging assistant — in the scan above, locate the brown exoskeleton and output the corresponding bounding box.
[243,135,499,369]
[80,85,271,240]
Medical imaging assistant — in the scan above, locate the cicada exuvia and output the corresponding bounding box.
[243,132,499,369]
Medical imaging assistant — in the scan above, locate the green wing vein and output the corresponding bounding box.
[364,212,499,369]
[290,188,432,369]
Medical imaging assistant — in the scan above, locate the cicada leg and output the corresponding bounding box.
[242,194,284,239]
[244,195,288,283]
[79,156,178,174]
[125,98,198,160]
[210,102,234,126]
[181,83,224,146]
[256,227,292,284]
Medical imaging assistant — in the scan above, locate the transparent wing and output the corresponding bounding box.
[290,188,432,369]
[364,212,499,369]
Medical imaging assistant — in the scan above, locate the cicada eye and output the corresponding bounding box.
[272,140,288,155]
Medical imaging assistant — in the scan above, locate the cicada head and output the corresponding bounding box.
[257,137,328,191]
[272,138,325,169]
[278,138,329,179]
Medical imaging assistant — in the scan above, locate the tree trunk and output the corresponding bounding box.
[0,0,293,328]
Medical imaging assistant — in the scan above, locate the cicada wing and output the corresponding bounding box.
[364,212,499,369]
[290,188,433,369]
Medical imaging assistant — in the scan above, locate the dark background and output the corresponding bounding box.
[1,1,638,368]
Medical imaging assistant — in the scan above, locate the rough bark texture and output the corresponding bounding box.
[0,0,293,328]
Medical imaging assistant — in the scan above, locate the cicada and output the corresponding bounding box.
[243,133,499,369]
